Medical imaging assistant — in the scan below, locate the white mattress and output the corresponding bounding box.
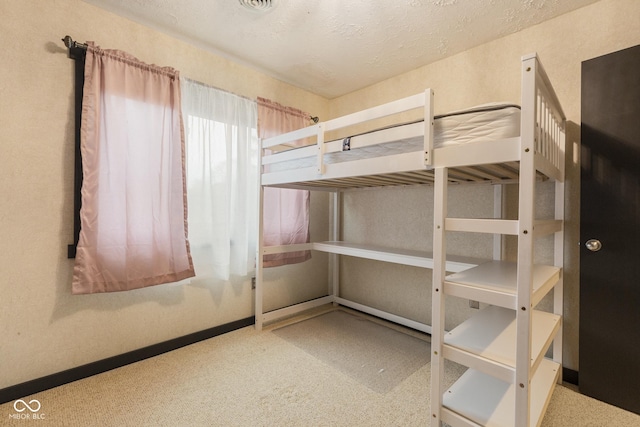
[269,103,521,172]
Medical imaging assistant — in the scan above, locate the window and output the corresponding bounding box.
[181,79,258,283]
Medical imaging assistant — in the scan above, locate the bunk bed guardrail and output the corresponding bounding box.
[260,55,564,191]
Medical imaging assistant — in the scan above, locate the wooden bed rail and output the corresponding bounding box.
[522,53,566,182]
[260,88,435,170]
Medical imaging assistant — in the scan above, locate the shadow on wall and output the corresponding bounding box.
[562,120,581,371]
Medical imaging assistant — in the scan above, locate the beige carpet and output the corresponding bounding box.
[1,307,639,426]
[273,310,430,393]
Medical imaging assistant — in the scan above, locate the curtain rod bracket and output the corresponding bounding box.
[62,35,88,50]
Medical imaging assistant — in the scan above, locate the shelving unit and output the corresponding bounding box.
[429,55,565,427]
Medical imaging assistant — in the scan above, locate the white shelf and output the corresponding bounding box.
[445,218,519,235]
[441,358,560,427]
[444,218,562,238]
[312,241,485,273]
[444,260,560,309]
[443,305,561,383]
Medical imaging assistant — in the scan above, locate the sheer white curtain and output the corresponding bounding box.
[181,79,258,283]
[72,43,194,294]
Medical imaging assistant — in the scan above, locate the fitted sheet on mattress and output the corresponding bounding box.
[268,103,521,172]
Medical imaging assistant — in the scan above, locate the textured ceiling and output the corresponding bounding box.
[82,0,599,98]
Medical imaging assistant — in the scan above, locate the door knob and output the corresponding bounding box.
[585,239,602,252]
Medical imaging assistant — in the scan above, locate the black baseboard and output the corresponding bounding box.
[563,367,579,386]
[0,316,254,405]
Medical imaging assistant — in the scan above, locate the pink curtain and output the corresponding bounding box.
[72,42,195,294]
[258,98,312,267]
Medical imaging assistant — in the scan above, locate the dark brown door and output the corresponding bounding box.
[580,44,640,415]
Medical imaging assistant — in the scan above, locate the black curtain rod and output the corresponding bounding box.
[62,35,87,50]
[61,35,320,123]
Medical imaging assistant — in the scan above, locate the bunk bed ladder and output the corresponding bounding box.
[430,53,564,427]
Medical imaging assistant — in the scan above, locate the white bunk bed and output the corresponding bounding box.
[256,53,565,427]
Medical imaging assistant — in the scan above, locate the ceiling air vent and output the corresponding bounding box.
[238,0,275,12]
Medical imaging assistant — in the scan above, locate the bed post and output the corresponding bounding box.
[330,190,341,305]
[424,89,435,166]
[430,166,448,426]
[316,122,326,176]
[515,52,539,427]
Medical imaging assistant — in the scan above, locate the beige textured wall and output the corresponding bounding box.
[0,0,329,389]
[2,0,638,390]
[330,0,640,371]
